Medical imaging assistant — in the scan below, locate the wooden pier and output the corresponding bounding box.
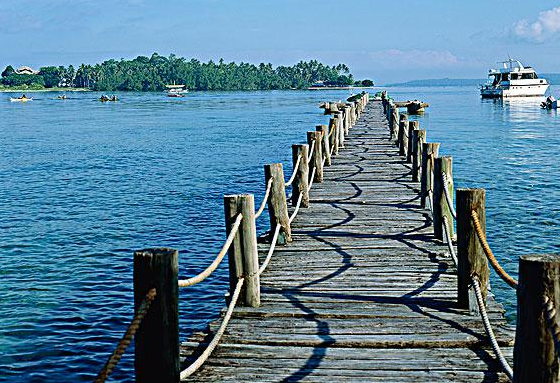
[180,99,514,381]
[95,92,560,383]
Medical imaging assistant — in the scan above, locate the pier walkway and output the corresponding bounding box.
[180,101,515,382]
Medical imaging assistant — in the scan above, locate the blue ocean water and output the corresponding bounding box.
[0,87,558,381]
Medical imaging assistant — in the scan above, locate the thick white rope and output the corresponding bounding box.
[427,190,434,217]
[180,278,244,379]
[442,216,458,267]
[285,155,302,187]
[289,193,304,224]
[258,223,281,275]
[441,172,457,220]
[543,295,560,359]
[306,141,316,164]
[472,276,514,380]
[254,179,273,219]
[307,167,317,192]
[178,214,243,288]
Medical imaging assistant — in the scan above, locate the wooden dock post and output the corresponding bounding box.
[391,106,399,143]
[224,194,260,307]
[456,188,489,313]
[420,143,439,208]
[292,144,310,208]
[514,253,560,383]
[264,163,291,244]
[337,110,345,149]
[307,130,323,183]
[133,248,179,383]
[433,157,454,240]
[330,115,339,156]
[316,125,331,166]
[407,121,418,163]
[398,114,408,156]
[412,129,426,182]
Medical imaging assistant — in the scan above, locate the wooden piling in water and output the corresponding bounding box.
[433,156,454,240]
[407,121,418,163]
[514,253,560,383]
[412,129,426,182]
[133,248,179,383]
[224,194,260,307]
[316,125,331,166]
[264,163,291,244]
[307,131,323,183]
[456,188,489,313]
[398,114,408,156]
[420,143,439,208]
[291,144,310,208]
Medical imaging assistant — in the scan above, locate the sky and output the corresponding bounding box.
[1,0,560,83]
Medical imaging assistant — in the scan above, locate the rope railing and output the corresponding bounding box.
[285,155,302,187]
[307,167,317,192]
[442,216,458,267]
[472,276,514,380]
[470,210,518,289]
[289,193,304,224]
[543,295,560,359]
[259,223,282,275]
[441,172,457,220]
[255,179,273,219]
[178,213,243,288]
[307,141,316,164]
[94,288,157,383]
[180,278,244,379]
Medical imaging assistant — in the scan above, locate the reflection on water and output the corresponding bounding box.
[1,87,559,381]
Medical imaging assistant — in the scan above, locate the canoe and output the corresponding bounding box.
[10,97,33,102]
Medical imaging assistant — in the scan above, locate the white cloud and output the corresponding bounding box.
[512,6,560,42]
[368,49,460,68]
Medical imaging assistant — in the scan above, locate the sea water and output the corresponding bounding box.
[1,87,559,382]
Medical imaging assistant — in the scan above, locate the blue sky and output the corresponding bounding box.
[2,0,560,83]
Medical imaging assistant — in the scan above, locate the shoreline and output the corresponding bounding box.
[0,87,90,93]
[307,86,376,90]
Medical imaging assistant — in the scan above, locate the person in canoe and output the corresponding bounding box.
[99,95,109,102]
[109,95,118,101]
[56,94,67,100]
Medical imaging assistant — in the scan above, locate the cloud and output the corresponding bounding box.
[367,49,460,68]
[512,6,560,42]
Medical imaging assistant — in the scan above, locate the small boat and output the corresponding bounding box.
[10,95,33,102]
[99,95,118,102]
[481,59,549,98]
[541,95,558,110]
[56,95,67,100]
[165,84,188,97]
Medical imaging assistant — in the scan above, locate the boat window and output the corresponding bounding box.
[511,73,518,80]
[521,72,536,79]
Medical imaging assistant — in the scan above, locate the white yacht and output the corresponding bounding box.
[480,59,549,98]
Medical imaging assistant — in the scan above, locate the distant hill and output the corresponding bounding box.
[385,74,560,87]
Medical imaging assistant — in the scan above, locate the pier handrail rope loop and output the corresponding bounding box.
[470,210,518,289]
[285,155,302,187]
[307,141,316,164]
[289,193,304,224]
[543,295,560,359]
[94,288,157,383]
[472,276,514,380]
[259,223,282,275]
[307,167,317,192]
[441,172,457,220]
[178,213,243,288]
[442,216,458,267]
[180,278,244,379]
[255,179,273,219]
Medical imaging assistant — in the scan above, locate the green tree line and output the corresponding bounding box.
[1,53,372,91]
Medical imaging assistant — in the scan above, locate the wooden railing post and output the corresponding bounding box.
[134,248,179,383]
[433,156,453,240]
[264,164,291,244]
[329,115,339,156]
[514,253,560,383]
[407,121,418,163]
[291,144,310,208]
[391,106,399,143]
[316,125,331,166]
[456,188,489,313]
[339,110,346,148]
[420,142,439,208]
[398,113,408,156]
[412,129,426,182]
[307,130,323,183]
